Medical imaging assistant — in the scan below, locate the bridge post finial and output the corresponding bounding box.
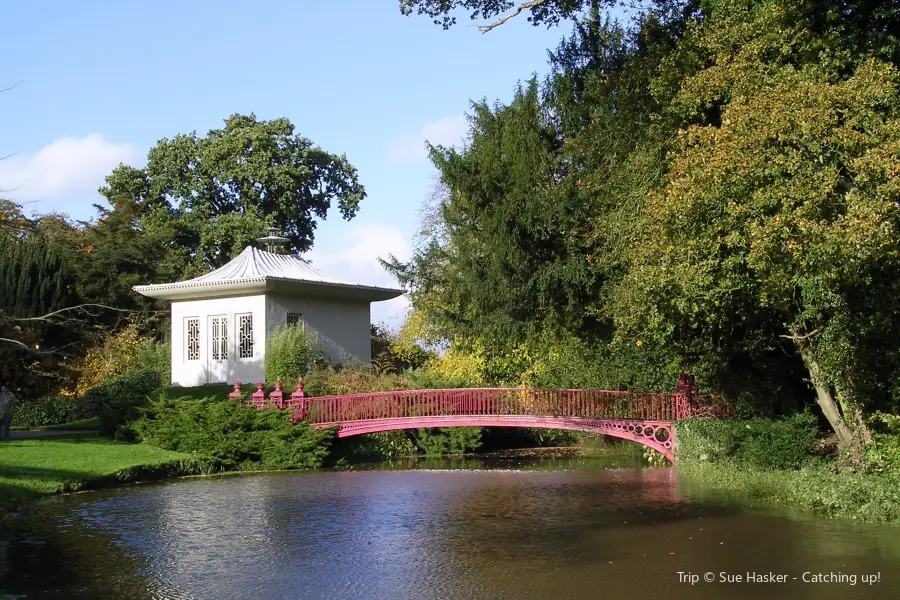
[289,377,308,420]
[228,379,243,401]
[252,381,266,409]
[269,377,284,409]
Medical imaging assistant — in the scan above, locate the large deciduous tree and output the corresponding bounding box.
[101,113,366,276]
[611,0,900,453]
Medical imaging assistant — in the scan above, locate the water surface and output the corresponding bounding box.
[2,456,897,599]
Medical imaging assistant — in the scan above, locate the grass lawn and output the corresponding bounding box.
[0,436,190,515]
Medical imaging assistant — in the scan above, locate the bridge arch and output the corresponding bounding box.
[322,415,676,463]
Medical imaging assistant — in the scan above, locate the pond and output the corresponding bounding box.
[2,454,898,599]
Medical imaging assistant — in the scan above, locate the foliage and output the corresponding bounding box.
[384,80,599,345]
[677,462,900,524]
[866,412,900,472]
[302,365,413,397]
[74,196,172,315]
[643,447,669,467]
[399,0,607,31]
[524,334,680,391]
[70,323,149,396]
[72,369,162,437]
[401,367,472,390]
[0,233,83,395]
[610,0,900,449]
[265,324,326,385]
[392,0,900,456]
[676,413,820,470]
[12,396,72,428]
[100,113,366,276]
[331,430,418,463]
[138,339,170,386]
[130,394,333,471]
[370,323,434,375]
[413,427,483,455]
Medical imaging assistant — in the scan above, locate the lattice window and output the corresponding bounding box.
[210,315,228,361]
[237,313,254,359]
[185,317,200,361]
[286,313,304,327]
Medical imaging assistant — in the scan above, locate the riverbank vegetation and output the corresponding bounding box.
[675,417,900,522]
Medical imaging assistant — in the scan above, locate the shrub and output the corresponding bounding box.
[413,427,483,456]
[265,324,327,385]
[13,395,72,427]
[130,393,333,471]
[303,365,412,397]
[138,339,171,385]
[331,430,418,462]
[69,324,148,396]
[71,369,162,437]
[866,412,900,472]
[401,368,471,389]
[676,412,819,470]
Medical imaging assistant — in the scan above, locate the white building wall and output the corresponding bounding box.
[265,294,372,365]
[170,295,267,387]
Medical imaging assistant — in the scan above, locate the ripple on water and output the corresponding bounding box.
[4,460,900,600]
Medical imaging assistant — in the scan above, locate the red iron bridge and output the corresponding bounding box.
[235,375,719,464]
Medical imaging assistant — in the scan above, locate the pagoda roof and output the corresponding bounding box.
[133,246,405,302]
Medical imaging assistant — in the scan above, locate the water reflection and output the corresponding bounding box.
[3,457,899,600]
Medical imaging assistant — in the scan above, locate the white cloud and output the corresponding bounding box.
[306,222,412,328]
[386,115,468,164]
[0,134,141,202]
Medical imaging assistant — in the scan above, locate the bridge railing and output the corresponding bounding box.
[300,388,692,425]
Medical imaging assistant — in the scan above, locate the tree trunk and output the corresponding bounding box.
[796,342,855,449]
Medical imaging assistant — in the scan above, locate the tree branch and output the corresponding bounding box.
[477,0,549,33]
[0,303,129,322]
[0,336,63,356]
[779,328,822,342]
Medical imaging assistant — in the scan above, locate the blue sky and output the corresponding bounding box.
[1,0,574,326]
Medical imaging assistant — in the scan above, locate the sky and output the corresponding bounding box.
[0,0,573,327]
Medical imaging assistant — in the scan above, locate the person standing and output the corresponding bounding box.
[0,381,16,441]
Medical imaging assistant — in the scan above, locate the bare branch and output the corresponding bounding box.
[0,336,60,356]
[477,0,549,33]
[0,81,23,94]
[779,328,822,342]
[0,303,137,323]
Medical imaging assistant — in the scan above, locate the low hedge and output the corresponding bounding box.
[12,396,71,428]
[128,393,334,471]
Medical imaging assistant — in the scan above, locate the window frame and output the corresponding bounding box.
[236,312,254,360]
[185,317,200,362]
[209,314,228,362]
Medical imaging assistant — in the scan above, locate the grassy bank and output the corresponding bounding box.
[677,462,900,523]
[674,415,900,523]
[0,436,191,518]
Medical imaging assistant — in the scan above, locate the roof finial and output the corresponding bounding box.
[256,227,291,253]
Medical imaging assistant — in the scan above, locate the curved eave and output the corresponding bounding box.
[133,277,405,302]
